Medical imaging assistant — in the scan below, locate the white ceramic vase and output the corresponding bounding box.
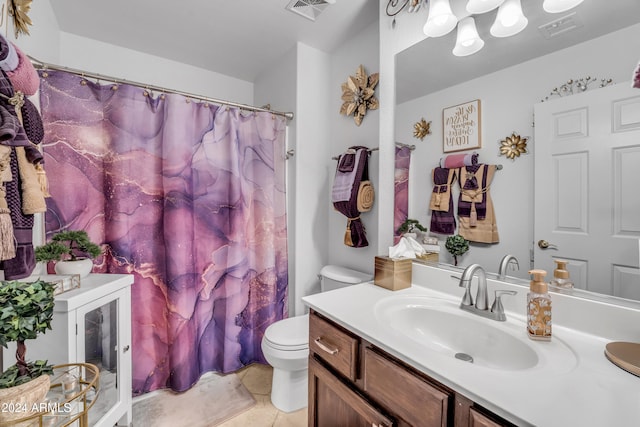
[54,258,94,278]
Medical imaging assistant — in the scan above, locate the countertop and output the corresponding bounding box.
[303,271,640,426]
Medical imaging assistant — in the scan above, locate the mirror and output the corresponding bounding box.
[394,0,640,302]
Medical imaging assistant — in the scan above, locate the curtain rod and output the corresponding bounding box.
[29,56,294,121]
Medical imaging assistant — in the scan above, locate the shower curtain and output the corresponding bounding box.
[394,146,411,244]
[39,71,288,394]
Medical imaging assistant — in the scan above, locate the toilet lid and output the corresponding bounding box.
[263,314,309,351]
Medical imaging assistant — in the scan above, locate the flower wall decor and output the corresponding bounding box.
[413,117,431,140]
[499,132,528,160]
[340,64,379,126]
[7,0,33,38]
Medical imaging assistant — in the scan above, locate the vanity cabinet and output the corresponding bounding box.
[4,274,134,426]
[308,310,515,427]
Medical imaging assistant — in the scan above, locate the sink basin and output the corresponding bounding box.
[375,295,575,372]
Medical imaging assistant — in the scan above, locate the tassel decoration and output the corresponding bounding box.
[35,162,50,197]
[0,186,16,261]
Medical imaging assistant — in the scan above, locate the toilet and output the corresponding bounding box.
[261,265,371,413]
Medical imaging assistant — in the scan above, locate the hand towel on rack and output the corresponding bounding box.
[457,164,499,244]
[430,167,457,235]
[332,149,360,203]
[439,152,478,169]
[333,147,371,247]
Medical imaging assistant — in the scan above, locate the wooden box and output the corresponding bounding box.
[374,256,412,291]
[416,252,439,263]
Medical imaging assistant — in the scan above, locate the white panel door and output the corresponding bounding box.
[534,83,640,300]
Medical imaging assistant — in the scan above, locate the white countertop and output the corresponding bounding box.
[303,269,640,427]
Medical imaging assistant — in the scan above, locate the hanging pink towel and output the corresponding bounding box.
[439,152,478,169]
[633,62,640,89]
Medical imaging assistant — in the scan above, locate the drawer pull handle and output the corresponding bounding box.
[314,337,339,355]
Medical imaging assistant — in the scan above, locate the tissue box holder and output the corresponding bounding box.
[374,256,412,291]
[416,252,439,263]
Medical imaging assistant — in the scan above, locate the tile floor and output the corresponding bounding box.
[217,364,307,427]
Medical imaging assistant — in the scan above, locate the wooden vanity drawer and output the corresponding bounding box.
[309,312,359,381]
[364,347,451,427]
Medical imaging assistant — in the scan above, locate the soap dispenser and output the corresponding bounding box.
[550,259,574,289]
[527,269,552,341]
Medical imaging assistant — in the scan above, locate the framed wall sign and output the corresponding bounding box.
[443,99,481,153]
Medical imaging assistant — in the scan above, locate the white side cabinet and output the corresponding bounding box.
[3,274,134,426]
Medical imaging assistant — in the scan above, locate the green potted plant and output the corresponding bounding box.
[35,230,102,278]
[396,218,427,240]
[0,279,56,422]
[445,234,469,266]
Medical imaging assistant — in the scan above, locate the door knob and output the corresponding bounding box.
[537,240,558,249]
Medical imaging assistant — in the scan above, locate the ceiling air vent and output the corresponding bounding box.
[285,0,336,22]
[538,12,583,39]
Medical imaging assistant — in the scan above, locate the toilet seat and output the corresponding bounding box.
[263,314,309,352]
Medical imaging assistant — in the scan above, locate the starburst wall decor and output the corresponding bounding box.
[499,132,528,160]
[7,0,33,38]
[413,118,431,140]
[339,64,379,126]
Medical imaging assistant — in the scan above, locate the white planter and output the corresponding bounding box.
[55,258,94,278]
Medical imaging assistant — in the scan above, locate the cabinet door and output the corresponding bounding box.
[309,357,394,427]
[309,312,360,381]
[75,287,132,427]
[364,348,451,427]
[469,408,503,427]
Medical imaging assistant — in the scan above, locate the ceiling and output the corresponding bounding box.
[50,0,379,82]
[396,0,640,104]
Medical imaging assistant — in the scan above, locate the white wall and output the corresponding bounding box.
[390,20,640,276]
[327,20,380,275]
[291,43,332,315]
[6,0,60,62]
[58,32,254,105]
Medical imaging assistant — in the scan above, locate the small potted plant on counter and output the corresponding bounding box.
[445,234,469,266]
[35,230,102,278]
[0,279,56,423]
[396,218,427,240]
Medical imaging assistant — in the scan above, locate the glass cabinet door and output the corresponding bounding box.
[75,286,131,427]
[84,299,119,425]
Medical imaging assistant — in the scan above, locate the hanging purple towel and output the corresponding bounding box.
[333,146,369,248]
[430,167,456,235]
[458,164,489,220]
[332,149,362,203]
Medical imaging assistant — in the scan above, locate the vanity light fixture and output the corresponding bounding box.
[413,0,584,56]
[466,0,504,14]
[453,17,485,56]
[490,0,528,37]
[542,0,584,14]
[423,0,458,37]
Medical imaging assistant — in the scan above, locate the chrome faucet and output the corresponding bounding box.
[457,264,516,321]
[498,254,519,280]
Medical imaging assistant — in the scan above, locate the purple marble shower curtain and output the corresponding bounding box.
[39,71,288,395]
[394,146,411,244]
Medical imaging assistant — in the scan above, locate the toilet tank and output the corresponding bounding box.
[319,265,372,293]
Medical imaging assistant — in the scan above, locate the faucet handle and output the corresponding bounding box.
[490,290,517,321]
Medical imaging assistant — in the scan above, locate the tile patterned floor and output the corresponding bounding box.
[217,364,307,427]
